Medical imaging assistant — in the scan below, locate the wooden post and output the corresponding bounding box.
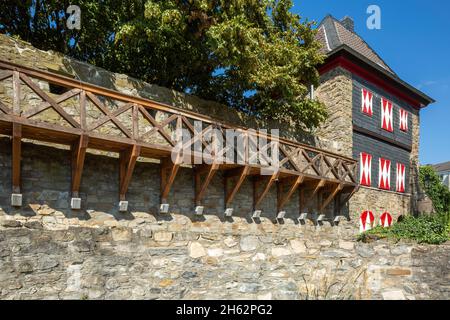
[194,163,219,206]
[225,166,250,208]
[119,145,141,201]
[160,156,180,203]
[71,135,89,198]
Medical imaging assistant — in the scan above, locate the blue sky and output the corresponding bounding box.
[292,0,449,165]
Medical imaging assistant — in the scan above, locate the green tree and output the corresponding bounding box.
[0,0,327,130]
[419,166,450,213]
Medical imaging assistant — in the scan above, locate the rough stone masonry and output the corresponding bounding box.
[0,35,449,300]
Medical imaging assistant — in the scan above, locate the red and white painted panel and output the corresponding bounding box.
[378,158,391,190]
[379,212,393,228]
[359,210,375,233]
[399,108,408,132]
[381,98,393,132]
[361,88,373,116]
[359,152,372,186]
[396,162,406,193]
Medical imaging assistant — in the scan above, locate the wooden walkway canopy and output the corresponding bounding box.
[0,59,358,218]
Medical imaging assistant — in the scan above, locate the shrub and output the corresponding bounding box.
[358,215,449,245]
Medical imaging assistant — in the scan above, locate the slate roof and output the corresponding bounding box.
[316,15,396,75]
[432,161,450,173]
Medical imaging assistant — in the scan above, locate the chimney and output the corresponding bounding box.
[340,16,354,32]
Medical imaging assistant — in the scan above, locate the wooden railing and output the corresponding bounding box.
[0,59,358,216]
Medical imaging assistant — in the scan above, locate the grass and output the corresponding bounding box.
[358,214,450,245]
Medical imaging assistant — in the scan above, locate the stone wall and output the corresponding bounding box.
[315,67,354,158]
[1,216,449,300]
[1,137,449,300]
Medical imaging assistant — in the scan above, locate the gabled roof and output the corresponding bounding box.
[316,14,435,107]
[317,15,395,75]
[431,162,450,172]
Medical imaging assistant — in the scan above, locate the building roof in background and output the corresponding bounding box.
[316,15,396,75]
[431,161,450,172]
[315,14,435,107]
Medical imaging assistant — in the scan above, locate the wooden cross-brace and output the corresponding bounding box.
[319,183,344,212]
[195,163,220,205]
[160,156,180,203]
[224,166,250,208]
[71,135,89,198]
[119,144,141,201]
[277,175,305,213]
[253,170,280,210]
[12,123,22,194]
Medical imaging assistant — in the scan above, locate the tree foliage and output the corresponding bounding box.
[419,166,450,213]
[0,0,327,130]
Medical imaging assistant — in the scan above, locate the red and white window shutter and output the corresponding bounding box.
[399,108,408,131]
[360,210,375,233]
[361,88,373,116]
[359,153,372,186]
[396,163,406,193]
[379,212,393,227]
[381,98,393,132]
[378,158,391,190]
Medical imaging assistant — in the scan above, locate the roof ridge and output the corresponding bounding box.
[330,15,396,75]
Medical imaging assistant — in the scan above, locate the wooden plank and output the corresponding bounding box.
[138,106,177,146]
[225,166,250,207]
[254,170,280,210]
[277,175,305,212]
[80,90,86,130]
[302,150,322,176]
[12,123,22,193]
[119,144,141,200]
[320,183,344,211]
[89,102,133,132]
[160,156,180,203]
[20,73,80,128]
[195,163,220,205]
[71,135,89,197]
[86,92,132,138]
[23,88,81,118]
[0,100,9,114]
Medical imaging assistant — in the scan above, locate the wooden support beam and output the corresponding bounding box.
[160,156,180,203]
[339,186,359,210]
[195,163,220,205]
[277,175,304,212]
[71,135,89,197]
[12,123,22,194]
[119,145,141,201]
[299,187,305,214]
[320,183,344,212]
[303,179,326,212]
[225,166,250,207]
[253,170,280,210]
